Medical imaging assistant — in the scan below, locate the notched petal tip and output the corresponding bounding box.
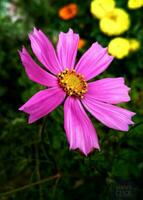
[33,27,38,31]
[18,50,22,57]
[31,27,39,34]
[68,28,79,37]
[107,53,114,63]
[60,28,79,37]
[21,46,27,54]
[68,28,74,33]
[29,27,41,41]
[28,32,32,39]
[18,105,28,112]
[92,41,100,46]
[19,47,25,60]
[18,106,23,111]
[127,87,131,92]
[109,54,114,60]
[70,146,100,156]
[18,46,25,55]
[92,42,107,51]
[131,111,136,117]
[19,47,29,62]
[28,116,35,124]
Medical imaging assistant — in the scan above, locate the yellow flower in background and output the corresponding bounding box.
[90,0,115,19]
[128,0,143,9]
[108,37,130,59]
[129,39,140,51]
[100,8,130,36]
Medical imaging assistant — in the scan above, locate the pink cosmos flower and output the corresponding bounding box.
[19,28,135,156]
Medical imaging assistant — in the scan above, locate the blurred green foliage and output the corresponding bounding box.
[0,0,143,199]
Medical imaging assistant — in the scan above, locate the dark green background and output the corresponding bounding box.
[0,0,143,199]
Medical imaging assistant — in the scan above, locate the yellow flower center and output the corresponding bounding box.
[58,68,87,98]
[107,12,117,21]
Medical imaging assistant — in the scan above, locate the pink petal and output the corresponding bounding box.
[57,29,79,70]
[19,87,66,123]
[85,78,130,104]
[19,47,57,87]
[82,96,135,131]
[64,97,100,156]
[29,28,62,74]
[75,42,113,81]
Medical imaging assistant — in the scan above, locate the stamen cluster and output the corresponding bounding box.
[58,68,87,98]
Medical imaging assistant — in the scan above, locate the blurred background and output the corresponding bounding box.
[0,0,143,199]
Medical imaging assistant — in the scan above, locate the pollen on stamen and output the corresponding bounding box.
[57,68,87,98]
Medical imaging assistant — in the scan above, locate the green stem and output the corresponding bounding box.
[35,117,48,200]
[1,174,61,196]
